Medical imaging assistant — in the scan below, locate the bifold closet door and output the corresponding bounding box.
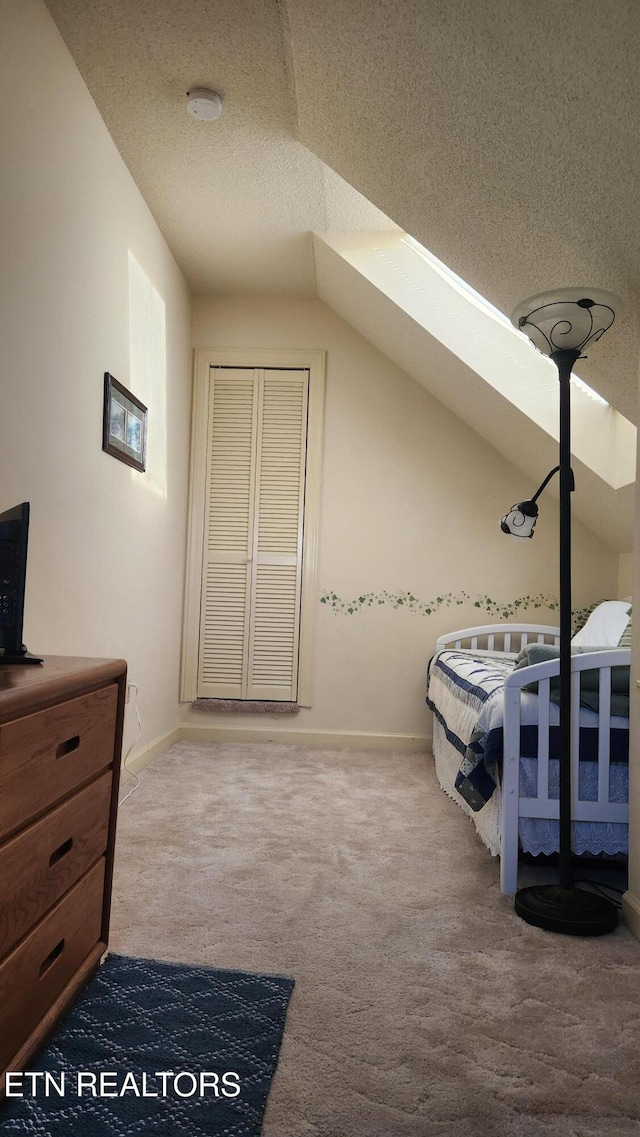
[197,367,309,701]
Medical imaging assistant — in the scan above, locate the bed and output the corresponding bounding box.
[426,621,630,893]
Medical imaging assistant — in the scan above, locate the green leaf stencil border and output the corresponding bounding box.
[318,589,594,624]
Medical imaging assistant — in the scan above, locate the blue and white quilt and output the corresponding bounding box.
[426,648,629,814]
[426,649,518,811]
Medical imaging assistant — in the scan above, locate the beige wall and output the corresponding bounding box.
[618,551,634,599]
[0,1,192,759]
[185,294,619,742]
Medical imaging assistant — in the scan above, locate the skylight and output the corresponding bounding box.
[314,230,635,489]
[403,234,609,406]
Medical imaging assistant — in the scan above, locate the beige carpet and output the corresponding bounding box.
[110,742,640,1136]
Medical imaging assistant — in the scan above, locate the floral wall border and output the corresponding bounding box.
[319,588,595,626]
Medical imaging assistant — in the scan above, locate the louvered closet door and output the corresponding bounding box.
[247,370,308,700]
[197,367,308,701]
[198,368,258,697]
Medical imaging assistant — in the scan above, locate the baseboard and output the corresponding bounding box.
[122,727,182,775]
[117,723,431,782]
[622,890,640,941]
[178,724,432,751]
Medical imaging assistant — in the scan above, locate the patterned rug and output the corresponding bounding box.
[0,953,294,1135]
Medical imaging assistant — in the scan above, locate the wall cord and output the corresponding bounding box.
[118,683,142,806]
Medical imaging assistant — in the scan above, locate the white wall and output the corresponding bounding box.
[185,294,619,742]
[0,0,192,758]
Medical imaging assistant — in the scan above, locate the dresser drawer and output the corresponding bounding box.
[0,685,117,841]
[0,773,112,958]
[0,858,105,1073]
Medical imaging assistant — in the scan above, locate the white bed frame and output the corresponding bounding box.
[434,624,630,893]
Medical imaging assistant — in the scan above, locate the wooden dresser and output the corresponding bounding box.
[0,656,126,1081]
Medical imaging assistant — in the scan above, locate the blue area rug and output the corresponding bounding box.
[0,953,294,1136]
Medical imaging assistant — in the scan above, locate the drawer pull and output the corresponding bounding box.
[39,938,65,978]
[56,735,80,759]
[49,837,74,867]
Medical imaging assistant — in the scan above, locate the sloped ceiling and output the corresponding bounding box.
[42,0,397,293]
[282,0,640,425]
[43,0,638,548]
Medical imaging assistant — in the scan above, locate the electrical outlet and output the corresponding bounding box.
[126,682,135,704]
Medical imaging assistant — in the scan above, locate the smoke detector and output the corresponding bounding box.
[186,88,223,121]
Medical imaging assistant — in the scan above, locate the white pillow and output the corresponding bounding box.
[571,600,632,648]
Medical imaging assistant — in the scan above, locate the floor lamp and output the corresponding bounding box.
[503,287,619,936]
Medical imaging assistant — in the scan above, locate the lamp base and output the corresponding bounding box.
[514,885,618,937]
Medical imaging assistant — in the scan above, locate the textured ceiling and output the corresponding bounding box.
[42,0,638,548]
[283,0,640,422]
[43,0,396,294]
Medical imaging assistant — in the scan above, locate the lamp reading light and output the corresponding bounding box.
[499,466,568,539]
[500,500,538,538]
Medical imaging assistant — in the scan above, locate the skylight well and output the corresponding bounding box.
[316,229,634,489]
[403,235,609,407]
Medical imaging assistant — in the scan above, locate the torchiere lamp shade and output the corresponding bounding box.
[511,287,619,357]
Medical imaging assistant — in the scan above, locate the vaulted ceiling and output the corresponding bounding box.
[44,0,640,548]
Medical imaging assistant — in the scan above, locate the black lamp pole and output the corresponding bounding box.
[508,291,619,936]
[555,347,580,892]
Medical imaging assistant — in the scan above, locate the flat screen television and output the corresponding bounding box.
[0,501,42,664]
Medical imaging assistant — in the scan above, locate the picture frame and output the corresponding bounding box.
[102,373,147,473]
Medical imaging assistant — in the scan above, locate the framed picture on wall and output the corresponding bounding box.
[102,373,147,472]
